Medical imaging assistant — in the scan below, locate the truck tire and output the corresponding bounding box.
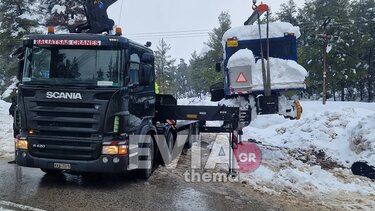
[137,134,156,180]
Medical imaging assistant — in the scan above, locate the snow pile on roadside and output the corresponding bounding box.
[1,77,18,100]
[178,95,218,106]
[227,49,308,90]
[241,101,375,209]
[179,97,375,208]
[0,100,14,158]
[348,114,375,166]
[223,22,301,43]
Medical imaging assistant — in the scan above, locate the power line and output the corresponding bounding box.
[125,29,211,36]
[118,0,125,26]
[128,31,210,38]
[128,34,209,41]
[127,32,210,39]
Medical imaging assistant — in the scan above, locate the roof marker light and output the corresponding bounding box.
[115,27,122,36]
[47,26,55,34]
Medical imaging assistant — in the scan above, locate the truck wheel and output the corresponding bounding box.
[137,135,156,180]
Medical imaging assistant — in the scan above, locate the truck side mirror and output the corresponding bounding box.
[215,62,222,72]
[145,42,152,48]
[139,64,154,86]
[141,53,154,64]
[17,59,24,81]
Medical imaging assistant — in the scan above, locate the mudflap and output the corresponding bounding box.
[256,95,279,115]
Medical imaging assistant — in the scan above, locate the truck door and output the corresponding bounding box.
[127,47,156,119]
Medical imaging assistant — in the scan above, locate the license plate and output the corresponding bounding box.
[53,163,71,170]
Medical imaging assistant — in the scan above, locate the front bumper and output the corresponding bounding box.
[16,150,129,173]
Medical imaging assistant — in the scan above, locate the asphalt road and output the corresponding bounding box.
[0,159,278,211]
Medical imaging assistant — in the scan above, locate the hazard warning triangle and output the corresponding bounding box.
[236,72,248,83]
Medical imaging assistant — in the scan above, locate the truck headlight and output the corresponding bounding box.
[102,144,128,155]
[16,140,28,150]
[102,146,119,155]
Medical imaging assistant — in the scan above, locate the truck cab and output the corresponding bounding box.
[15,31,157,174]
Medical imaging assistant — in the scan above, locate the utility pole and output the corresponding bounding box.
[319,34,329,105]
[316,18,336,105]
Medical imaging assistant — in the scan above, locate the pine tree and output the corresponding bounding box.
[205,12,231,61]
[187,12,232,95]
[40,0,86,31]
[0,0,40,96]
[175,59,190,97]
[296,0,356,101]
[154,39,176,94]
[351,0,375,102]
[276,0,298,25]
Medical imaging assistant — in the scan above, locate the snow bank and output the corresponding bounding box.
[1,78,18,100]
[223,22,301,43]
[178,95,217,106]
[244,103,375,168]
[0,100,14,158]
[227,49,308,90]
[349,114,375,166]
[239,101,375,203]
[178,96,375,208]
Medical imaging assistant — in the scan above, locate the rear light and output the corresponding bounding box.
[284,32,295,37]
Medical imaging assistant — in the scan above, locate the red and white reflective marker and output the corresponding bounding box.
[236,72,248,83]
[34,39,102,46]
[233,142,262,173]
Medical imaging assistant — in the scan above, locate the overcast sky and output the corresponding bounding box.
[108,0,305,62]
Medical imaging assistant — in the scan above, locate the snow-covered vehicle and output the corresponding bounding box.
[212,2,307,126]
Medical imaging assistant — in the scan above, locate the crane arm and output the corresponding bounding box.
[74,0,118,34]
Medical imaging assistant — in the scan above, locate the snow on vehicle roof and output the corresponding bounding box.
[227,49,255,69]
[227,49,308,88]
[223,22,301,43]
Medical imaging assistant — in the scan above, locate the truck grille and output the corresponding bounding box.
[23,90,113,161]
[29,137,102,160]
[30,101,99,132]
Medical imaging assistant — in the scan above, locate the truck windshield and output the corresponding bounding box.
[23,46,123,87]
